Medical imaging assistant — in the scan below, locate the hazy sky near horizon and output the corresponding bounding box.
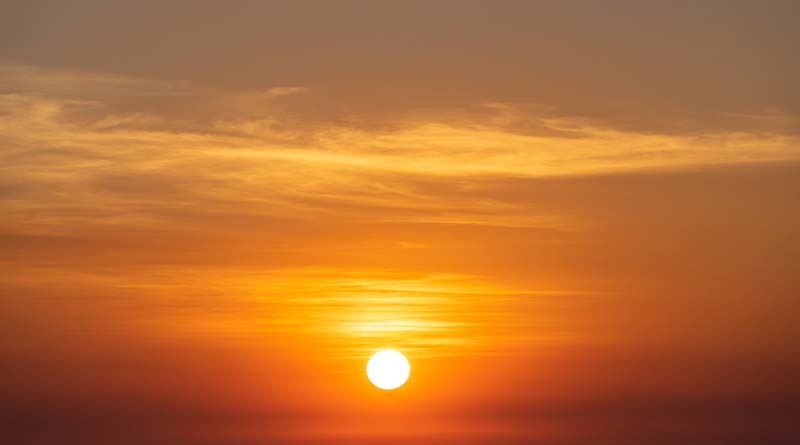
[1,1,799,444]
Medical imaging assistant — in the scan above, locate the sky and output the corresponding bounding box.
[1,1,799,444]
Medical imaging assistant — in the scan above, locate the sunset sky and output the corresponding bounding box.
[1,1,799,444]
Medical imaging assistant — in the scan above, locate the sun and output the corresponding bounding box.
[366,349,410,390]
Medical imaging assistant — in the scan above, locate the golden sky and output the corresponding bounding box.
[1,1,799,444]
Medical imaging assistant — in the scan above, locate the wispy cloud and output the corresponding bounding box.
[1,62,799,240]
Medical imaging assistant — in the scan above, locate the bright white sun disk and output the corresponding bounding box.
[366,349,410,390]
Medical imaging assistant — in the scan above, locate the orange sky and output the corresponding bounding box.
[1,1,799,444]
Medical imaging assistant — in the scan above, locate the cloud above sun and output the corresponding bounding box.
[2,62,798,238]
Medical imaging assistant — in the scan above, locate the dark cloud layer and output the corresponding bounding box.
[2,1,799,135]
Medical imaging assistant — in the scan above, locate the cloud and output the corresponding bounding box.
[263,86,310,98]
[1,61,799,240]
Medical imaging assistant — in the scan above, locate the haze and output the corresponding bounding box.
[1,1,799,444]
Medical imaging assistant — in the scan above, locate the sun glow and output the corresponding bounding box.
[366,350,411,390]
